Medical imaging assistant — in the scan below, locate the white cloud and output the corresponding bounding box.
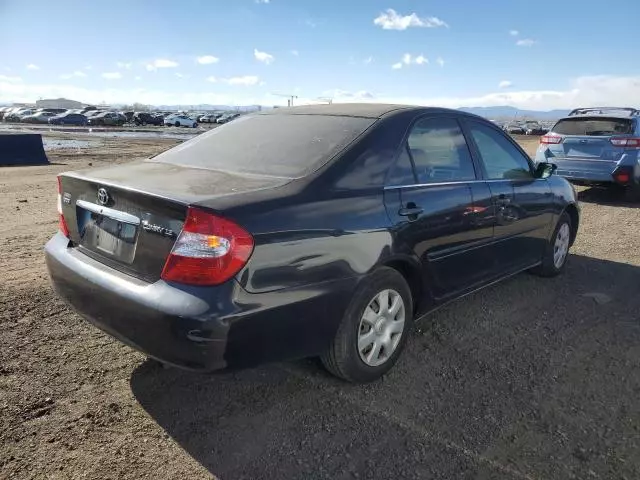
[196,55,219,65]
[364,56,373,65]
[175,73,190,78]
[116,62,132,69]
[394,54,428,68]
[499,80,512,88]
[414,55,428,65]
[373,9,448,30]
[509,30,519,36]
[26,64,39,70]
[291,50,299,56]
[145,59,179,71]
[206,76,217,83]
[322,89,374,100]
[101,72,122,80]
[84,65,92,70]
[225,75,260,86]
[59,71,87,80]
[516,39,536,47]
[254,48,275,65]
[0,75,22,82]
[255,0,269,3]
[436,57,445,67]
[134,76,142,81]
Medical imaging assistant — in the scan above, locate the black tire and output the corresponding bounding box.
[174,121,180,127]
[530,211,572,277]
[624,184,640,202]
[321,267,413,383]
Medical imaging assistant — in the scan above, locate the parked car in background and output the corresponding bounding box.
[88,112,126,126]
[217,113,240,124]
[46,104,579,383]
[40,108,68,115]
[22,111,58,124]
[504,123,526,134]
[4,108,36,122]
[122,111,135,123]
[524,121,549,136]
[133,112,164,126]
[81,106,98,114]
[198,113,222,123]
[164,114,197,128]
[48,112,88,126]
[0,107,11,120]
[535,107,640,201]
[84,110,104,119]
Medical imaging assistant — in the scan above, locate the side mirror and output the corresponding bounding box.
[535,162,557,179]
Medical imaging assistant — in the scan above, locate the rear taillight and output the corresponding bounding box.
[56,176,70,238]
[610,137,640,149]
[540,133,563,144]
[161,207,254,286]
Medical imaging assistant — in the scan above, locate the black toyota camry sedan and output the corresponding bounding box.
[45,104,580,383]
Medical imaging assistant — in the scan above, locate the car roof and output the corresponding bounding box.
[259,103,430,119]
[558,113,637,121]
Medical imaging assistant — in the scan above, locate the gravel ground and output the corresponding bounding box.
[1,134,639,480]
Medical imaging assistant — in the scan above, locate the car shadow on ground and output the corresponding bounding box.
[130,254,640,480]
[577,185,639,207]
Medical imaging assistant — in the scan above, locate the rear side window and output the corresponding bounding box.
[151,114,375,178]
[553,117,634,136]
[406,117,476,183]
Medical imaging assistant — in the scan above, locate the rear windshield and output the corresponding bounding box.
[150,113,376,178]
[552,117,634,136]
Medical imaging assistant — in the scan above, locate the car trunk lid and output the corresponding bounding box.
[545,116,634,161]
[59,161,290,282]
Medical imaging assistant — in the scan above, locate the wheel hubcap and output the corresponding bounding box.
[553,223,570,269]
[357,289,405,367]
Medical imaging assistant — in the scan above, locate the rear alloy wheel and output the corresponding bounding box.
[321,267,413,383]
[174,121,180,127]
[530,211,572,277]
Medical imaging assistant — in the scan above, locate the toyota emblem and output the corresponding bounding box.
[97,188,110,206]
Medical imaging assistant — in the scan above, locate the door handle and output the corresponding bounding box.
[398,206,424,217]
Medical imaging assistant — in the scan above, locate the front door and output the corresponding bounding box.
[463,120,554,272]
[384,116,493,300]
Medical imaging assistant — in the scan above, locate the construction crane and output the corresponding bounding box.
[272,93,298,107]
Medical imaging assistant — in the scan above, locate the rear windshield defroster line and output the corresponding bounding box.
[149,114,376,178]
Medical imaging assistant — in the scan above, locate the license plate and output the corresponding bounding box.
[77,208,139,263]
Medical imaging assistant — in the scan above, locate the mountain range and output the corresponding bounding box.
[458,106,570,120]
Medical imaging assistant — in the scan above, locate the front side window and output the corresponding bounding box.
[406,117,476,183]
[467,121,533,180]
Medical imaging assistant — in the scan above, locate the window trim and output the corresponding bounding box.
[460,118,536,180]
[383,113,482,187]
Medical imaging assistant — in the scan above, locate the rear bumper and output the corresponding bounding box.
[45,233,356,371]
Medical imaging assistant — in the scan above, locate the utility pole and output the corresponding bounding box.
[272,93,299,107]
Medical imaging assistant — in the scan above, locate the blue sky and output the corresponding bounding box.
[1,0,639,109]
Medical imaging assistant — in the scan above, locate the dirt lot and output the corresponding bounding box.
[1,133,639,480]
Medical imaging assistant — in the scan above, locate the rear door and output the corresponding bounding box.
[384,115,494,299]
[464,120,553,272]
